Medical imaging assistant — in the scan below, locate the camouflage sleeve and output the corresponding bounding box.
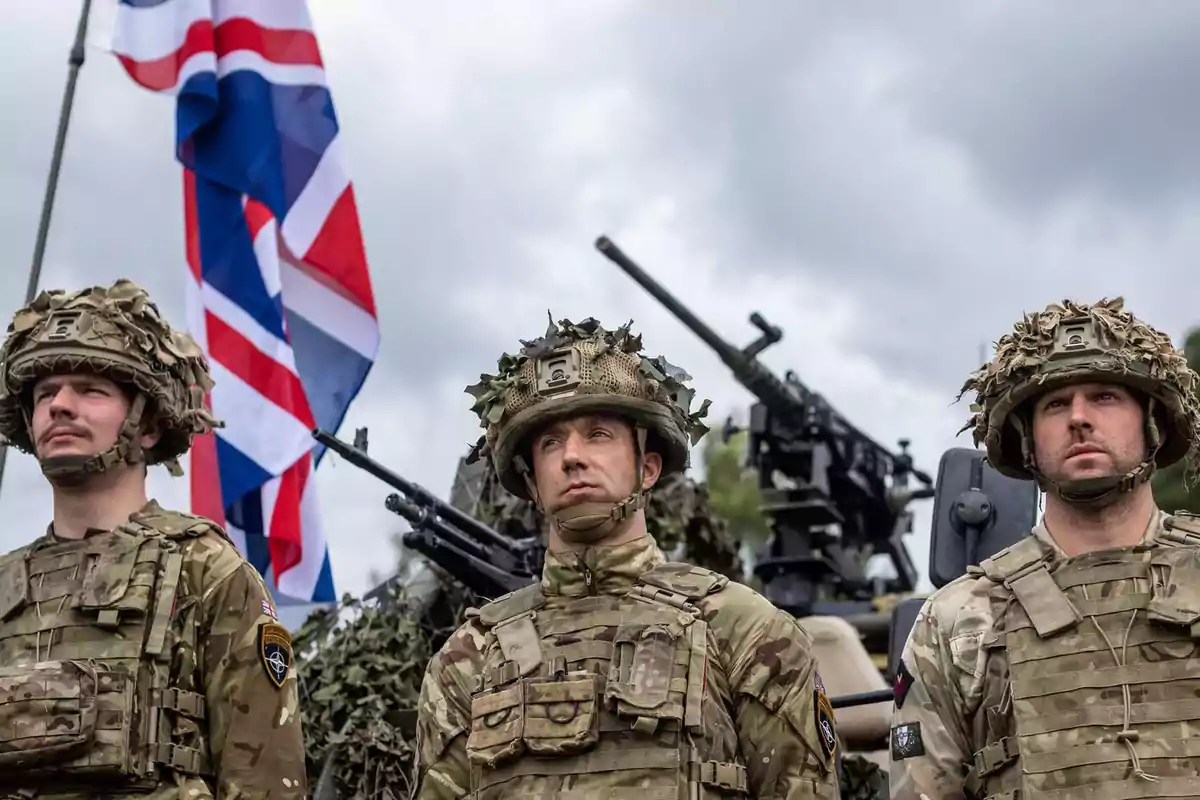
[888,595,975,800]
[200,559,308,798]
[410,623,484,800]
[715,588,841,799]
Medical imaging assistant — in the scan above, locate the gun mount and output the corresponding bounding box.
[595,235,936,625]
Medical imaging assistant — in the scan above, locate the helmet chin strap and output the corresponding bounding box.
[1015,397,1162,511]
[521,426,652,546]
[28,393,150,488]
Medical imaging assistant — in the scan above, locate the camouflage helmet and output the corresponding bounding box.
[0,279,221,477]
[959,297,1200,491]
[465,315,712,502]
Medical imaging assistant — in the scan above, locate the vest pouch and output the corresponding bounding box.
[466,681,525,768]
[606,621,686,731]
[72,534,159,625]
[521,671,600,757]
[0,660,97,770]
[1146,548,1200,634]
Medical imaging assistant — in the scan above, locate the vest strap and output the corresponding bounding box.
[1005,561,1080,638]
[147,742,211,776]
[145,551,182,658]
[692,759,748,792]
[476,583,545,627]
[972,735,1018,780]
[979,536,1049,583]
[494,611,543,678]
[1163,512,1200,545]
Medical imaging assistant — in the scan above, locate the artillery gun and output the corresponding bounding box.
[594,235,936,662]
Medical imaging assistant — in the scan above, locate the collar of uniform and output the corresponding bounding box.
[539,533,666,597]
[1033,506,1170,557]
[41,498,165,545]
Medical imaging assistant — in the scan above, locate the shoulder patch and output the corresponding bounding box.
[893,659,915,709]
[258,621,293,689]
[815,677,838,764]
[891,722,925,760]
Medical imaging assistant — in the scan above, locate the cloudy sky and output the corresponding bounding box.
[3,0,1199,616]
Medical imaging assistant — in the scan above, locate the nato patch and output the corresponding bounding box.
[893,658,914,709]
[891,722,925,760]
[258,621,293,689]
[815,686,838,763]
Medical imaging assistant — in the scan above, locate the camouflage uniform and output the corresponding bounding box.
[0,281,307,799]
[411,316,840,798]
[889,298,1200,800]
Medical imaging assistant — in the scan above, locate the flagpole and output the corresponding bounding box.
[0,0,94,500]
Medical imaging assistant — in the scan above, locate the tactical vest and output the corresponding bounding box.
[463,562,750,799]
[0,517,216,793]
[963,514,1200,800]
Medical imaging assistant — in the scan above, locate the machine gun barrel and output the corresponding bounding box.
[595,235,750,366]
[385,493,490,563]
[313,428,527,559]
[829,688,894,709]
[594,235,931,485]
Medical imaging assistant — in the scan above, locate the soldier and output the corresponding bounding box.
[411,316,840,799]
[0,280,307,798]
[889,298,1200,799]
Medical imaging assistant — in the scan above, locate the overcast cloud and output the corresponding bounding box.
[3,1,1199,618]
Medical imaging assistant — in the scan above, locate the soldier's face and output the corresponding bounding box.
[530,414,662,513]
[29,373,142,461]
[1030,382,1147,482]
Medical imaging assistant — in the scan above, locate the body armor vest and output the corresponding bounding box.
[964,514,1200,800]
[464,562,750,799]
[0,519,212,794]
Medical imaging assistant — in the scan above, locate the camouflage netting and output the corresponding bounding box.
[465,315,712,499]
[0,279,219,467]
[958,297,1200,483]
[839,756,888,800]
[294,573,481,800]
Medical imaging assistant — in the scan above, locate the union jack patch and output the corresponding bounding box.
[262,600,278,619]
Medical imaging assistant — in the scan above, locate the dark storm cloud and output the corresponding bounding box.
[897,0,1200,213]
[2,1,1196,596]
[573,1,1200,396]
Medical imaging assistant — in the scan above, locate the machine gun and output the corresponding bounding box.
[595,235,936,628]
[313,428,542,601]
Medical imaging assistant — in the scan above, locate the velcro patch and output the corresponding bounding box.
[258,621,293,689]
[815,686,838,763]
[894,659,914,709]
[891,722,925,760]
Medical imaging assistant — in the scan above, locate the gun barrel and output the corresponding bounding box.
[386,494,491,563]
[313,428,524,556]
[402,528,528,598]
[595,236,744,368]
[829,688,894,709]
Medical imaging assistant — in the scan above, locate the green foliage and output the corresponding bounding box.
[1152,327,1200,512]
[701,428,771,550]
